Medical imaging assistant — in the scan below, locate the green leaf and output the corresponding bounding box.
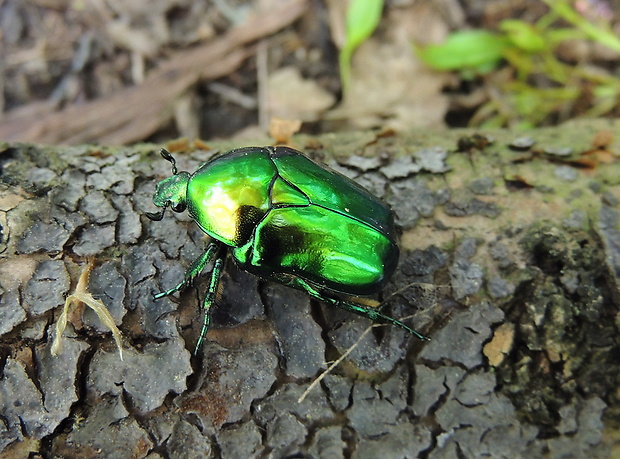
[345,0,384,51]
[416,30,508,74]
[500,20,546,52]
[544,0,620,52]
[545,27,586,45]
[340,0,384,95]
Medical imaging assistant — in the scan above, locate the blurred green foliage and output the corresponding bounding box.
[414,30,508,78]
[339,0,384,96]
[416,0,620,128]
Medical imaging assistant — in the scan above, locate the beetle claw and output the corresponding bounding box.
[145,208,166,221]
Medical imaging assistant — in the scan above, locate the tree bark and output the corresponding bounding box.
[0,119,618,457]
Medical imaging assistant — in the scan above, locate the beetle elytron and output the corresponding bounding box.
[146,146,427,352]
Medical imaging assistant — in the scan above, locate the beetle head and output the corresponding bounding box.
[146,149,190,221]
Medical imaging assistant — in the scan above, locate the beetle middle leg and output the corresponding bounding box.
[194,255,225,354]
[154,242,220,299]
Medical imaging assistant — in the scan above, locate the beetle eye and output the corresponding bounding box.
[172,203,186,213]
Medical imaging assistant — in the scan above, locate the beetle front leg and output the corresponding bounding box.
[154,242,220,299]
[194,255,225,354]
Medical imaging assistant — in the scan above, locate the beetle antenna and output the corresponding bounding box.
[145,205,167,221]
[160,148,178,175]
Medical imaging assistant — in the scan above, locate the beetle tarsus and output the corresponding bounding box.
[160,148,178,175]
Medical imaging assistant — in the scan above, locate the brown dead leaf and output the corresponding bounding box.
[269,117,302,145]
[581,130,618,165]
[591,129,614,149]
[166,138,191,153]
[0,257,37,291]
[267,67,335,121]
[193,138,212,151]
[327,5,450,131]
[594,150,617,164]
[0,187,28,211]
[583,149,617,164]
[483,323,515,366]
[569,157,598,169]
[324,0,347,49]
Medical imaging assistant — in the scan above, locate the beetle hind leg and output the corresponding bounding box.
[331,299,429,341]
[153,242,219,299]
[286,277,429,341]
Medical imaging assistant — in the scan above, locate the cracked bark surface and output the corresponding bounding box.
[0,120,619,458]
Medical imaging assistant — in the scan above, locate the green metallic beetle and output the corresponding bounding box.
[146,146,427,351]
